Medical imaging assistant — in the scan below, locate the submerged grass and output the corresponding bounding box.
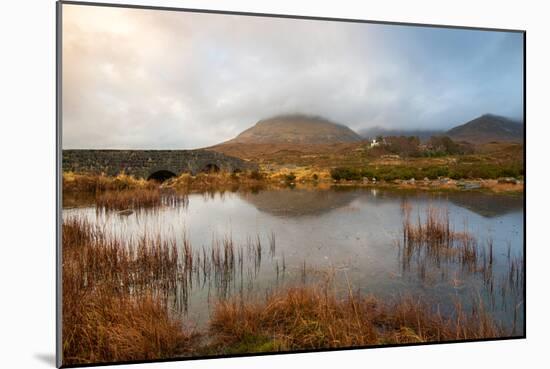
[399,200,524,329]
[401,201,479,271]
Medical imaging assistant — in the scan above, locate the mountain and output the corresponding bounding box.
[446,114,523,143]
[224,114,362,145]
[359,126,443,141]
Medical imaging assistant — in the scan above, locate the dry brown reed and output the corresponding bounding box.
[95,188,162,210]
[209,284,503,353]
[62,217,197,365]
[400,201,524,331]
[62,288,195,365]
[62,209,522,362]
[95,188,188,211]
[401,201,479,272]
[63,172,157,194]
[164,172,265,193]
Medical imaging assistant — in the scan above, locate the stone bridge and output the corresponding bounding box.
[62,149,257,180]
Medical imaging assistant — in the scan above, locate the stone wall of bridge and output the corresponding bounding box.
[62,149,256,178]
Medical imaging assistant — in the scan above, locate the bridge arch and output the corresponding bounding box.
[147,169,177,182]
[201,163,220,173]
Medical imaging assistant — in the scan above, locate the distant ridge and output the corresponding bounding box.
[446,114,523,143]
[224,114,362,145]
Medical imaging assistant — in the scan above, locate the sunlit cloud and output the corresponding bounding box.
[62,4,523,149]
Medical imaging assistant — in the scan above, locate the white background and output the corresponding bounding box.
[0,0,547,368]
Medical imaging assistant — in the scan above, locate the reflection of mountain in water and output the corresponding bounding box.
[446,192,524,218]
[239,188,359,217]
[351,188,524,218]
[240,187,523,219]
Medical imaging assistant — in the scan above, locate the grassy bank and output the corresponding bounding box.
[63,166,523,204]
[163,171,265,193]
[63,172,156,193]
[329,161,523,182]
[63,171,266,194]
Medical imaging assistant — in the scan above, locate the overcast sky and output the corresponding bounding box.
[62,4,524,149]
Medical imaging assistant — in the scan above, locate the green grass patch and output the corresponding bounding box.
[331,162,523,181]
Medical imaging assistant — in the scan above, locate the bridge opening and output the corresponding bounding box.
[147,170,177,182]
[202,163,220,173]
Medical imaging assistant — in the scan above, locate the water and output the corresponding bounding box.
[63,187,524,332]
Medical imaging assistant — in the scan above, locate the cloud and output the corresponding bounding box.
[62,4,523,149]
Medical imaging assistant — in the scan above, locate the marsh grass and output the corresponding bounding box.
[164,172,265,193]
[400,200,524,330]
[63,172,156,193]
[62,288,196,365]
[401,201,480,272]
[62,215,269,313]
[95,188,189,211]
[62,201,523,363]
[62,218,197,365]
[62,216,279,364]
[95,188,162,210]
[208,283,503,354]
[63,172,190,211]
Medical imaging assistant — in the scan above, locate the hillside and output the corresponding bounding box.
[447,114,523,143]
[224,114,362,145]
[207,113,523,171]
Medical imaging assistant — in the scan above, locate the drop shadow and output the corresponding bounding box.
[34,353,56,367]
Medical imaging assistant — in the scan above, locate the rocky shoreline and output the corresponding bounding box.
[329,176,524,193]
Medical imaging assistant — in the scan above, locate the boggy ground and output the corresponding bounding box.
[62,214,520,366]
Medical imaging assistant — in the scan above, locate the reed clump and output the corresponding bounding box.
[62,217,197,365]
[95,188,188,211]
[164,171,265,193]
[62,288,196,365]
[63,172,156,193]
[401,201,479,271]
[209,285,502,353]
[95,188,162,210]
